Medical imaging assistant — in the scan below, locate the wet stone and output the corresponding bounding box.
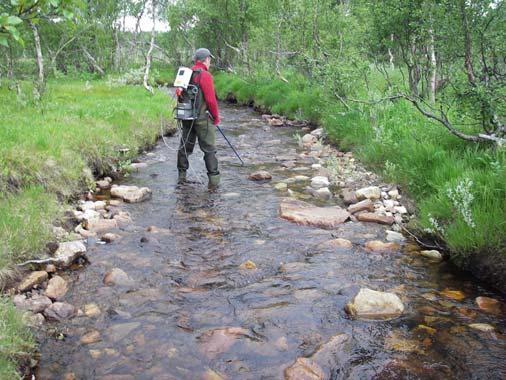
[110,185,152,203]
[347,199,374,214]
[84,303,101,317]
[44,275,68,300]
[468,323,495,332]
[475,296,502,315]
[345,288,404,320]
[103,268,135,287]
[18,271,48,292]
[420,250,443,262]
[107,322,141,342]
[14,294,52,313]
[198,327,255,359]
[356,212,395,225]
[364,240,400,253]
[80,330,101,345]
[440,288,466,301]
[279,198,350,229]
[249,170,272,181]
[44,302,77,321]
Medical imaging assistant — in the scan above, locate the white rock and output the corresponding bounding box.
[311,164,322,170]
[345,288,404,320]
[468,323,495,332]
[301,134,317,146]
[294,175,310,182]
[78,201,96,211]
[384,200,396,209]
[312,187,332,200]
[420,250,443,262]
[386,230,406,243]
[310,176,330,189]
[53,241,87,267]
[388,188,399,198]
[381,191,388,199]
[394,214,403,225]
[355,186,381,201]
[310,128,325,138]
[394,206,408,214]
[111,185,152,203]
[94,201,106,210]
[274,183,288,191]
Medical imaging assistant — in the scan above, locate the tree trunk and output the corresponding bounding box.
[428,26,437,104]
[388,34,394,70]
[143,0,156,93]
[129,1,146,60]
[29,21,44,94]
[113,26,121,71]
[81,44,105,76]
[459,0,476,85]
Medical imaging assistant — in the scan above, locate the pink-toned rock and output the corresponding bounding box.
[84,218,118,233]
[365,240,400,253]
[18,271,48,292]
[45,275,68,300]
[356,212,394,225]
[341,188,358,205]
[284,358,324,380]
[347,199,374,214]
[103,268,135,287]
[13,294,52,313]
[318,238,353,249]
[279,198,350,229]
[199,327,254,359]
[475,296,502,315]
[249,171,272,181]
[80,330,101,345]
[268,118,285,127]
[44,302,77,321]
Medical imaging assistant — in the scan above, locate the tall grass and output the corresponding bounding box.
[214,70,506,262]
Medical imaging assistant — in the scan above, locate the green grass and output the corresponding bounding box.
[0,297,35,379]
[215,70,506,263]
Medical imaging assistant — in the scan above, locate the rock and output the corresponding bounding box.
[311,164,322,170]
[239,260,257,270]
[468,323,495,332]
[475,296,502,315]
[45,264,57,273]
[386,230,406,243]
[18,271,48,292]
[284,358,324,380]
[102,233,120,243]
[129,162,148,170]
[93,201,106,210]
[347,199,374,214]
[268,118,285,127]
[365,240,400,253]
[14,294,52,313]
[355,186,381,201]
[274,183,288,191]
[383,199,396,209]
[440,289,465,301]
[310,176,329,189]
[310,128,325,138]
[96,180,111,190]
[80,330,101,345]
[53,241,87,267]
[394,206,408,214]
[248,171,272,181]
[311,187,332,200]
[107,322,140,342]
[75,224,97,238]
[108,199,122,206]
[103,268,135,287]
[356,212,394,225]
[110,185,152,203]
[199,327,254,359]
[44,302,77,321]
[279,198,350,229]
[83,303,101,318]
[388,188,399,198]
[74,209,100,223]
[341,188,358,205]
[345,288,404,320]
[63,372,76,380]
[78,201,96,211]
[24,312,46,327]
[202,369,225,380]
[301,134,317,147]
[385,331,421,353]
[318,238,353,249]
[420,250,443,262]
[45,275,68,300]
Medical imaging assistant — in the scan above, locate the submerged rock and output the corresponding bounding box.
[468,323,495,332]
[279,198,350,229]
[345,288,404,320]
[103,268,135,287]
[44,302,77,321]
[420,250,443,262]
[111,185,152,203]
[318,238,353,249]
[249,171,272,181]
[198,327,255,359]
[239,260,257,270]
[284,358,324,380]
[475,296,502,315]
[386,230,406,243]
[365,240,400,253]
[440,288,465,301]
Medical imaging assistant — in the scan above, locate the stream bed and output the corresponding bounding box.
[36,103,506,379]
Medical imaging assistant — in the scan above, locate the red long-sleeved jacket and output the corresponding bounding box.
[192,61,220,125]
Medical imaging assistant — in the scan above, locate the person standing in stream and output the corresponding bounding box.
[177,48,221,188]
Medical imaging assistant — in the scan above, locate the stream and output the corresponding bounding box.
[36,102,506,379]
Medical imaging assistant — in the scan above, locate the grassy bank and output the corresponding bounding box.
[0,77,173,375]
[214,71,506,263]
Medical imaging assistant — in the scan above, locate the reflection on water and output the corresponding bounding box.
[37,104,506,379]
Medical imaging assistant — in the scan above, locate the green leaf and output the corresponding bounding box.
[62,9,74,19]
[49,0,60,7]
[0,35,8,47]
[7,16,22,25]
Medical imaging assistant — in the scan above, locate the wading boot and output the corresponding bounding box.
[208,174,220,190]
[177,171,187,184]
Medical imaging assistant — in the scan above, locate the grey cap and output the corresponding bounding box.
[193,48,215,62]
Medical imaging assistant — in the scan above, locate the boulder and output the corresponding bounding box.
[103,268,135,287]
[110,185,152,203]
[268,118,285,127]
[13,294,52,313]
[310,176,330,189]
[475,296,502,315]
[356,212,394,225]
[365,240,400,253]
[84,218,118,233]
[279,198,350,229]
[345,288,404,320]
[301,134,317,147]
[45,275,68,300]
[341,188,358,205]
[355,186,381,201]
[44,302,77,321]
[347,199,374,214]
[53,241,87,267]
[420,250,443,262]
[386,230,406,243]
[18,271,48,292]
[248,171,272,181]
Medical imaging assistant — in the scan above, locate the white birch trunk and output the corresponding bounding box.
[428,27,437,104]
[30,21,44,90]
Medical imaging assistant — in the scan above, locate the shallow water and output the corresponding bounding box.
[37,103,506,379]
